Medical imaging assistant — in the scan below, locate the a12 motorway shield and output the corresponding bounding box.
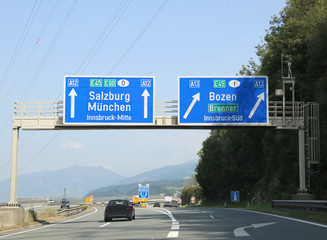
[178,76,269,126]
[63,76,155,125]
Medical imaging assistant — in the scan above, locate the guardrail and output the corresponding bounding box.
[57,205,88,217]
[272,200,327,212]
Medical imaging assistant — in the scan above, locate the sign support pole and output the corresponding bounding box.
[298,128,307,193]
[8,127,19,206]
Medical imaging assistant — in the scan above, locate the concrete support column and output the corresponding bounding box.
[8,127,19,206]
[298,128,307,193]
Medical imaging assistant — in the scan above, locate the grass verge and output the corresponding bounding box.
[245,203,327,225]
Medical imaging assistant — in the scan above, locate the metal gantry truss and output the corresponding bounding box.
[8,99,319,205]
[304,102,320,191]
[12,100,307,129]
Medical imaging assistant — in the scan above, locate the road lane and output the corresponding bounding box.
[1,206,327,239]
[168,207,327,240]
[0,206,175,240]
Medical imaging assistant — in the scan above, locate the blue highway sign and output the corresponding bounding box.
[64,76,154,125]
[231,191,240,202]
[178,76,268,125]
[138,185,149,200]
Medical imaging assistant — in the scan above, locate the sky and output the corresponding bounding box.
[0,0,287,184]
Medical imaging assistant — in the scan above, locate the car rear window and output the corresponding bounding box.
[109,200,128,205]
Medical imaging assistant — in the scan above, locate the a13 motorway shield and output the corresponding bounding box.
[64,76,154,125]
[178,76,269,126]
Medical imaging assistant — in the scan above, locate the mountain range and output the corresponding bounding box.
[0,160,197,202]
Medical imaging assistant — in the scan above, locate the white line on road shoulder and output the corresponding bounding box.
[63,207,98,223]
[99,222,110,228]
[171,224,179,230]
[153,208,180,238]
[167,231,179,238]
[209,215,215,219]
[231,208,327,229]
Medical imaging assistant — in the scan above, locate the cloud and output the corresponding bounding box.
[60,142,83,149]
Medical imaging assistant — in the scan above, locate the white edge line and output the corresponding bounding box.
[0,207,98,239]
[62,207,98,223]
[99,222,110,228]
[171,225,179,230]
[230,208,327,229]
[152,209,179,238]
[167,231,179,238]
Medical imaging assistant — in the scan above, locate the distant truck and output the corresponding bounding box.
[164,196,172,202]
[164,196,172,207]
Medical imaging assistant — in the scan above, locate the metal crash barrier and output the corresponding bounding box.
[272,200,327,212]
[57,205,89,217]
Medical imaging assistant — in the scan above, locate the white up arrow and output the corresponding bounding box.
[142,89,150,119]
[183,93,200,119]
[69,88,77,118]
[248,92,265,119]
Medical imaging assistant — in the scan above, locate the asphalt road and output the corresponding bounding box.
[1,206,327,239]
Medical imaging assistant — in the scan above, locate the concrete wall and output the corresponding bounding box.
[0,207,30,228]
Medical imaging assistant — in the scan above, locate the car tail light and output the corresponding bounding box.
[105,207,108,211]
[126,206,131,210]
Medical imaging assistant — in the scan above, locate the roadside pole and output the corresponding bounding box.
[298,128,307,193]
[8,127,19,206]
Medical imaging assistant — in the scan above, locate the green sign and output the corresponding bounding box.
[90,79,103,87]
[208,104,238,113]
[213,79,226,88]
[104,79,116,87]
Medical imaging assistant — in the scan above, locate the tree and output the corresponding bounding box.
[181,174,202,205]
[196,0,327,202]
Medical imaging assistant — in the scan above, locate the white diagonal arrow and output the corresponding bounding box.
[234,222,277,237]
[248,92,265,119]
[183,93,200,119]
[69,88,77,118]
[142,89,150,119]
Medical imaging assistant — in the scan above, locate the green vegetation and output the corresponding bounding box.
[246,203,327,225]
[194,0,327,202]
[37,208,61,222]
[181,175,202,205]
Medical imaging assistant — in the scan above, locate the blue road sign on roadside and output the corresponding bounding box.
[64,76,154,125]
[138,185,149,200]
[231,191,240,202]
[178,76,269,126]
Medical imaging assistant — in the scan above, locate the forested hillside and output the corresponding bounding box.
[196,0,327,202]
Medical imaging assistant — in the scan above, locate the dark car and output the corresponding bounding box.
[153,202,160,207]
[60,199,70,209]
[104,199,135,222]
